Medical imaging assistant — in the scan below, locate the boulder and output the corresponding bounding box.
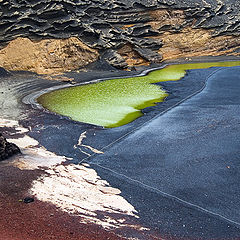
[102,50,128,69]
[134,47,163,63]
[0,67,11,78]
[0,133,20,161]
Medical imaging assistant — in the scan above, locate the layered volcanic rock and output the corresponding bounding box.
[0,133,20,161]
[0,0,240,72]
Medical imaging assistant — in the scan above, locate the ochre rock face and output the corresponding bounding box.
[148,10,240,61]
[158,28,240,60]
[0,37,99,74]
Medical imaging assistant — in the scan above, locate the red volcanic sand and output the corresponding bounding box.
[0,164,123,240]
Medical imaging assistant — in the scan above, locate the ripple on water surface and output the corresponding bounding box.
[37,61,240,128]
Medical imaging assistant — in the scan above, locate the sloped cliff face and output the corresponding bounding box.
[0,0,240,73]
[0,37,99,74]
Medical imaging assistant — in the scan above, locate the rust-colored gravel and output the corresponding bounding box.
[0,164,124,240]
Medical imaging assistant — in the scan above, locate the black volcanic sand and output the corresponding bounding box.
[88,66,240,239]
[1,57,240,239]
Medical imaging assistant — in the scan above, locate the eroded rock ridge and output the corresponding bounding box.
[0,0,240,72]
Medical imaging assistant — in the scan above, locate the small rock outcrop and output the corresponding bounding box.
[0,67,11,77]
[102,50,128,69]
[0,133,20,161]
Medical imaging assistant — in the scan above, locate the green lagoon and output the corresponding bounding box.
[38,61,240,128]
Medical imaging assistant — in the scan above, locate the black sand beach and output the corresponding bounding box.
[1,58,240,239]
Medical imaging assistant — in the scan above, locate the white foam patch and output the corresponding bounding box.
[1,118,66,170]
[0,118,28,135]
[30,164,141,229]
[9,135,39,148]
[1,118,145,230]
[13,147,66,170]
[1,118,19,129]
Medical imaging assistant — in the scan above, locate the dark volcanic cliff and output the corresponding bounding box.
[0,0,240,73]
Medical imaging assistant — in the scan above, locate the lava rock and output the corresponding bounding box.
[23,197,34,204]
[134,47,163,63]
[85,59,117,71]
[102,50,128,69]
[0,133,21,161]
[131,37,163,51]
[1,0,240,47]
[0,67,11,77]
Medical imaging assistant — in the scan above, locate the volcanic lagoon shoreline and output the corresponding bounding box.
[1,56,240,239]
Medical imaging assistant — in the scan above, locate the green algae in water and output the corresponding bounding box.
[38,61,240,128]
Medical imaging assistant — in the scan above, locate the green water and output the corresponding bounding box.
[38,61,240,128]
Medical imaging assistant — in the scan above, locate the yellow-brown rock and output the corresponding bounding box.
[149,9,186,30]
[117,8,240,66]
[117,44,150,67]
[155,27,240,61]
[148,9,240,61]
[0,37,99,74]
